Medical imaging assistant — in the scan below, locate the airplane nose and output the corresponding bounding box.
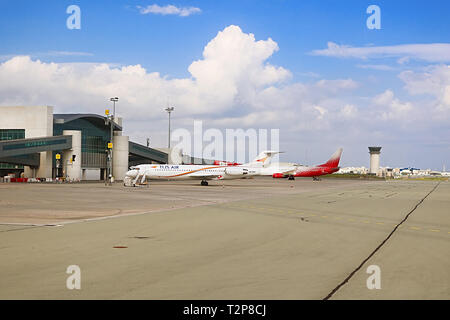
[126,169,138,178]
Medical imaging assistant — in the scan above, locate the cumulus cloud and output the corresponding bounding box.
[399,65,450,111]
[315,78,358,91]
[138,4,201,17]
[312,42,450,63]
[0,26,293,118]
[340,104,357,118]
[0,25,365,164]
[372,89,413,120]
[0,25,449,168]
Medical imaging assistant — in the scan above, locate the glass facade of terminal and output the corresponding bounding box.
[0,129,25,169]
[53,118,109,168]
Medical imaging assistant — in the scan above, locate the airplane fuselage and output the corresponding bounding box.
[124,150,286,186]
[292,165,340,177]
[126,164,258,181]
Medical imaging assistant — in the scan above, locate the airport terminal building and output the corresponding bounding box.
[0,106,168,181]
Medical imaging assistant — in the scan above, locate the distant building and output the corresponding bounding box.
[337,167,369,174]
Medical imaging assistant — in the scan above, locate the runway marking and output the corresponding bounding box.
[428,229,440,233]
[409,226,421,230]
[323,181,442,300]
[376,222,384,225]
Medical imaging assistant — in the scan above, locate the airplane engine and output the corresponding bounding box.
[272,173,286,178]
[225,167,248,176]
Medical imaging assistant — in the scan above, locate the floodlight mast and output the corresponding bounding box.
[165,106,174,148]
[110,97,119,120]
[105,97,119,185]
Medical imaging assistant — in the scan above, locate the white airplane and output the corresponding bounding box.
[124,151,280,186]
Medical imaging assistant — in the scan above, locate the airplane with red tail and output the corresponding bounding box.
[267,148,343,181]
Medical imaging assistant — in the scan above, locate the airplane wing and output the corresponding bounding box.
[187,174,224,180]
[270,164,299,176]
[188,169,224,180]
[272,169,296,177]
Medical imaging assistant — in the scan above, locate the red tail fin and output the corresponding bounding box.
[318,148,343,168]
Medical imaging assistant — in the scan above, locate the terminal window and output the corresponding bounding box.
[0,129,25,141]
[0,129,25,169]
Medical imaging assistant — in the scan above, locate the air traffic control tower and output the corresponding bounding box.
[369,146,382,175]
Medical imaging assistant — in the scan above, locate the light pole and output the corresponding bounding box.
[104,110,113,186]
[109,97,118,184]
[165,106,174,148]
[110,97,119,120]
[104,98,118,186]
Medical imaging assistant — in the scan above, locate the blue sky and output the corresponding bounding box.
[3,1,450,78]
[1,1,450,169]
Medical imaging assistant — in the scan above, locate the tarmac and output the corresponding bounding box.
[0,177,448,299]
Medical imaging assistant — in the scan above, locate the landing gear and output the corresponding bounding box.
[288,175,295,180]
[313,176,321,181]
[201,180,209,186]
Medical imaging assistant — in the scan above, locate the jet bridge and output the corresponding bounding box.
[0,135,72,167]
[128,141,168,165]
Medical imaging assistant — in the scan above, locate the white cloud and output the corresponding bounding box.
[315,78,358,91]
[0,25,291,120]
[399,65,450,114]
[138,4,201,17]
[314,105,327,119]
[0,25,363,163]
[373,89,395,105]
[1,25,449,168]
[312,42,450,63]
[372,89,413,120]
[357,64,394,71]
[340,104,357,118]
